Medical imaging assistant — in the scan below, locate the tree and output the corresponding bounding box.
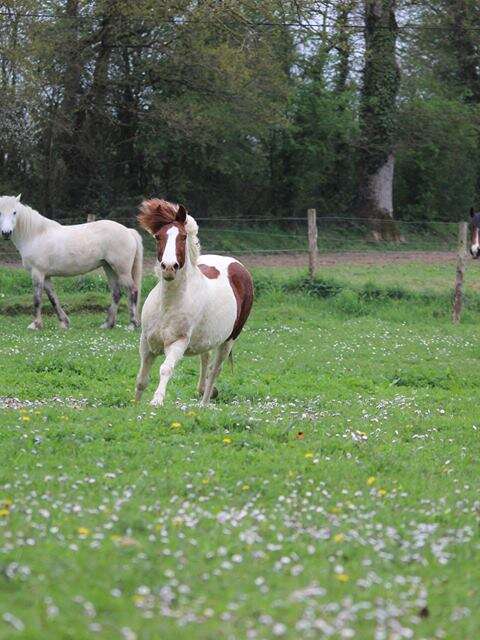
[357,0,401,240]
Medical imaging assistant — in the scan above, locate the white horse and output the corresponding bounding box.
[0,195,143,330]
[135,199,254,406]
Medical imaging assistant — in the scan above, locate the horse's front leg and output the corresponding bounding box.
[44,278,70,329]
[28,272,45,330]
[151,338,188,407]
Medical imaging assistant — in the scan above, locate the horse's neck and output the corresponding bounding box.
[157,260,199,306]
[13,206,54,247]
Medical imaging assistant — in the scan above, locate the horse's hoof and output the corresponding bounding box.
[59,321,70,330]
[27,321,42,330]
[198,387,218,400]
[150,397,164,407]
[127,323,138,331]
[100,322,114,329]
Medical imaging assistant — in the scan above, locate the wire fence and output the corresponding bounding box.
[0,213,466,266]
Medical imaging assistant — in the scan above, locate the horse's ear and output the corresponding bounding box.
[176,205,187,224]
[471,207,475,218]
[16,194,21,202]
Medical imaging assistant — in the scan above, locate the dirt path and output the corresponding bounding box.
[230,250,457,268]
[1,250,457,271]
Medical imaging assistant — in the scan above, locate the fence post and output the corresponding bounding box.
[308,208,317,279]
[87,213,96,222]
[452,221,468,324]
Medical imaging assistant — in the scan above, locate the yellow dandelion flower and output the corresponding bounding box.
[186,411,196,418]
[333,533,345,543]
[367,476,376,486]
[336,573,349,583]
[242,484,250,491]
[223,437,232,444]
[2,498,13,507]
[171,421,182,429]
[0,508,10,517]
[77,527,90,536]
[21,415,30,422]
[304,452,314,459]
[378,488,387,497]
[331,506,341,514]
[202,478,210,484]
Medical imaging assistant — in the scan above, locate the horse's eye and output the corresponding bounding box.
[13,211,16,216]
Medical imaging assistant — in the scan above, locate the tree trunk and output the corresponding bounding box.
[357,0,401,241]
[75,0,117,207]
[55,0,83,211]
[334,0,355,94]
[449,0,480,104]
[447,0,480,201]
[116,47,142,194]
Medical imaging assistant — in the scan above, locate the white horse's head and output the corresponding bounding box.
[0,194,22,239]
[138,198,199,281]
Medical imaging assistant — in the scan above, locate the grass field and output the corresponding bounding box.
[1,262,480,639]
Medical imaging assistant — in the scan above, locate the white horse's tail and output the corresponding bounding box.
[130,229,143,314]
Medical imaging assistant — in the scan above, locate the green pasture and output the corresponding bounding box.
[0,262,479,639]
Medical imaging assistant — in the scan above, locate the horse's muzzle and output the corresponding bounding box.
[2,231,12,240]
[160,261,179,280]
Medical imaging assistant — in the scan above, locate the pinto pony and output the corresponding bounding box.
[0,195,143,329]
[135,198,253,406]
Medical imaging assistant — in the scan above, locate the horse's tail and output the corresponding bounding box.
[130,229,143,316]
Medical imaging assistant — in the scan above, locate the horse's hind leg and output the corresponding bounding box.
[44,278,70,329]
[197,352,218,399]
[135,334,155,402]
[28,271,44,330]
[201,339,234,406]
[117,272,140,330]
[101,264,121,329]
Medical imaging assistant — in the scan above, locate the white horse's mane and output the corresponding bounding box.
[17,202,52,235]
[185,214,201,265]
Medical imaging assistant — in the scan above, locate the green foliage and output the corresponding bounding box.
[396,97,479,220]
[1,0,480,222]
[277,81,358,215]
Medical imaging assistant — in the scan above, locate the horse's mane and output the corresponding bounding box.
[14,201,53,235]
[138,198,200,265]
[138,199,178,235]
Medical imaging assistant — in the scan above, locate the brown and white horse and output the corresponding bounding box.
[470,208,480,258]
[135,199,253,406]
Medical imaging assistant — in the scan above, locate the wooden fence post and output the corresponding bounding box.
[87,213,96,222]
[308,208,317,279]
[452,221,468,324]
